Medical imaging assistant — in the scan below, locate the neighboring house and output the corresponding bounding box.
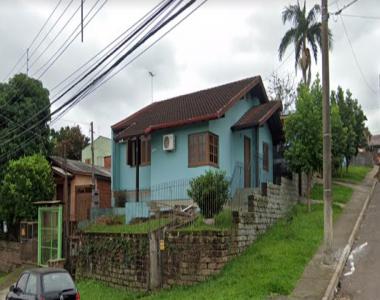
[82,136,112,168]
[111,76,283,206]
[50,156,112,222]
[369,134,380,165]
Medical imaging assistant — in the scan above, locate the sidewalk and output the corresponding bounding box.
[336,180,380,299]
[289,166,378,300]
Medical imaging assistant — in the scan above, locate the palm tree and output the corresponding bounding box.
[278,1,331,86]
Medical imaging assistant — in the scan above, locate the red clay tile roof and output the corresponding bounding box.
[112,76,268,140]
[231,101,282,131]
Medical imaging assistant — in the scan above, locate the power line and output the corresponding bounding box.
[29,0,65,50]
[0,0,206,158]
[0,0,172,143]
[339,15,377,95]
[2,0,64,80]
[341,13,380,20]
[0,0,192,147]
[2,52,26,82]
[35,0,108,79]
[28,0,83,71]
[331,0,360,16]
[49,0,169,96]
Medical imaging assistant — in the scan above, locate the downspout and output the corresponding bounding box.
[136,136,140,202]
[255,126,259,188]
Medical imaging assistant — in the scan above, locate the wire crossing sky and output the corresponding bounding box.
[0,0,379,139]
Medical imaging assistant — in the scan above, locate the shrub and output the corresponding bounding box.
[187,170,229,218]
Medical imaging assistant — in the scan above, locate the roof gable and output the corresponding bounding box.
[50,156,111,178]
[112,76,268,141]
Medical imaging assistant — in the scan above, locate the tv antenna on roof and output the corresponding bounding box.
[148,71,155,103]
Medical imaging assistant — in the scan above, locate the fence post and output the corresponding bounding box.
[149,230,162,289]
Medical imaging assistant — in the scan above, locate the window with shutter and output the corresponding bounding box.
[263,142,269,171]
[188,132,219,167]
[127,137,151,166]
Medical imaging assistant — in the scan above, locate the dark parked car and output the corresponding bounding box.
[6,268,80,300]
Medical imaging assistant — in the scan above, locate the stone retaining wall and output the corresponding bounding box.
[0,240,37,273]
[162,230,235,287]
[75,232,149,290]
[75,177,300,290]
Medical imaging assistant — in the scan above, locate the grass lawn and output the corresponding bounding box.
[179,209,233,232]
[311,183,353,204]
[0,266,33,290]
[84,218,170,234]
[334,166,372,183]
[78,204,343,300]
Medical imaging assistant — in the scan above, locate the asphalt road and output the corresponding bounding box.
[336,182,380,300]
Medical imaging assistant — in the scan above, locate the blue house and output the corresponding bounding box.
[111,76,283,208]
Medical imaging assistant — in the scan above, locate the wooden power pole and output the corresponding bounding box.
[63,142,69,259]
[322,0,333,265]
[90,122,98,208]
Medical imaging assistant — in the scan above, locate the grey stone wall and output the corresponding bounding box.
[75,176,300,290]
[163,231,235,287]
[233,176,298,252]
[75,232,150,290]
[0,240,37,273]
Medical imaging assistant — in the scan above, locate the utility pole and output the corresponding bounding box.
[26,48,29,75]
[63,142,69,259]
[81,0,84,42]
[90,121,98,208]
[322,0,333,265]
[149,71,155,103]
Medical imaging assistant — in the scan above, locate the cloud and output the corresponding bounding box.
[0,0,379,139]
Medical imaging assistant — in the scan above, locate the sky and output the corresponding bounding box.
[0,0,379,139]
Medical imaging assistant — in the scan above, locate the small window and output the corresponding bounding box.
[127,137,151,166]
[188,132,219,167]
[140,137,151,166]
[263,143,269,171]
[25,273,37,295]
[85,158,91,164]
[16,273,29,292]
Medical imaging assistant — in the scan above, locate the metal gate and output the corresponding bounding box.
[38,206,63,266]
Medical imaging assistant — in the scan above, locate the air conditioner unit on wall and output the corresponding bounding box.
[163,134,175,151]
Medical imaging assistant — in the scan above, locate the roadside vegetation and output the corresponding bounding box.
[179,209,232,232]
[77,203,344,300]
[84,216,170,234]
[334,166,372,184]
[311,183,353,204]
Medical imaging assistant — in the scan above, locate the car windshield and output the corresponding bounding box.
[42,272,75,294]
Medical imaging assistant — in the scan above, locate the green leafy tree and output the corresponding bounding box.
[0,74,51,168]
[284,79,322,210]
[332,86,367,170]
[279,1,332,86]
[187,170,229,219]
[51,125,90,160]
[331,103,347,174]
[0,154,54,239]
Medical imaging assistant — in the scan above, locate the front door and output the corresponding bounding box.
[244,136,251,188]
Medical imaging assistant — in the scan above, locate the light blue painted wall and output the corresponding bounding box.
[150,122,211,187]
[116,142,151,190]
[112,94,275,200]
[258,123,273,183]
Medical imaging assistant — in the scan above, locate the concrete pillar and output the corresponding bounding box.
[149,231,161,289]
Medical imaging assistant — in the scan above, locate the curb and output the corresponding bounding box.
[322,177,378,300]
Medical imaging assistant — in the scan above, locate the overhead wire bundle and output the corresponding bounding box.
[0,0,208,163]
